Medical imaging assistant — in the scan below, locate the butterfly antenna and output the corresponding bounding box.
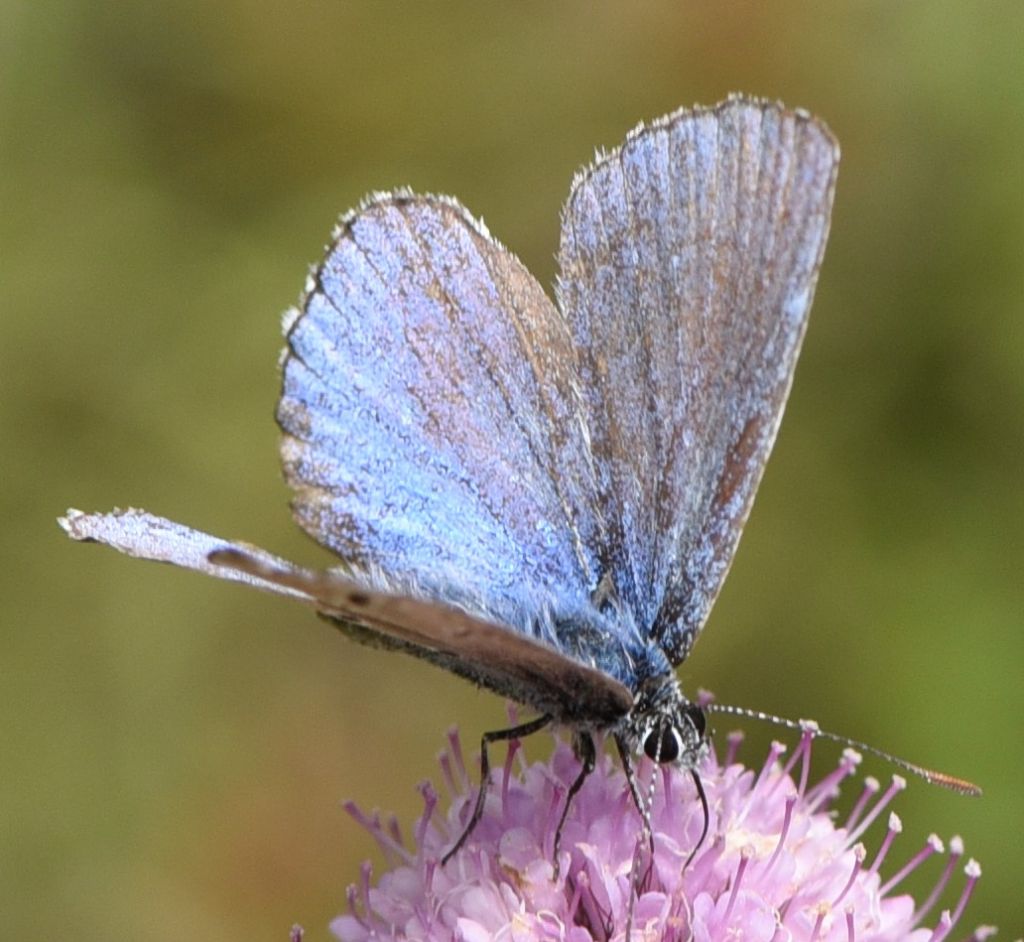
[705,703,982,797]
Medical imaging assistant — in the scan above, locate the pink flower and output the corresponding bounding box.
[331,723,989,942]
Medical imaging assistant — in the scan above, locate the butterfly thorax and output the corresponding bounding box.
[550,605,672,690]
[550,605,707,767]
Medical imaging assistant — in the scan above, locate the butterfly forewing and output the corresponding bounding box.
[278,195,604,636]
[557,98,838,664]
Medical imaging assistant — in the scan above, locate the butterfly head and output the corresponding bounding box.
[630,676,708,768]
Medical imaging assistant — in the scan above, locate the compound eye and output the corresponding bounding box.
[685,704,707,738]
[643,724,682,763]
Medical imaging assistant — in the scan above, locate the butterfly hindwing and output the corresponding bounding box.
[557,97,838,663]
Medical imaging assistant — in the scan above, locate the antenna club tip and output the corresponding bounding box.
[929,771,983,797]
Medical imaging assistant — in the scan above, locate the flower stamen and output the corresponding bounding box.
[806,748,861,814]
[343,802,413,865]
[738,740,787,826]
[724,730,744,767]
[808,902,830,942]
[763,794,797,874]
[847,775,906,844]
[913,836,963,924]
[868,812,902,875]
[722,846,752,923]
[447,726,468,790]
[950,860,982,930]
[772,723,815,800]
[415,782,438,849]
[929,910,954,942]
[832,843,866,907]
[501,735,520,813]
[844,776,880,831]
[880,833,943,895]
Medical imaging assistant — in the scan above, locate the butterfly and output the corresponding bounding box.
[62,95,844,861]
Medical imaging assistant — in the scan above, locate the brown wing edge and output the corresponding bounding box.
[59,509,633,726]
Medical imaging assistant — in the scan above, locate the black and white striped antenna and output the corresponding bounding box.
[705,701,982,796]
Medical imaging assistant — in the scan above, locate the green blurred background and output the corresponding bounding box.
[3,2,1021,938]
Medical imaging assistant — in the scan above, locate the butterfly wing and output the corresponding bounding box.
[278,192,613,639]
[557,97,839,663]
[60,508,311,598]
[60,508,632,723]
[63,98,837,707]
[59,192,651,716]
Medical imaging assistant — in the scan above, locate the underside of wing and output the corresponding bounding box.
[59,509,632,725]
[278,194,612,646]
[557,96,839,663]
[59,508,310,598]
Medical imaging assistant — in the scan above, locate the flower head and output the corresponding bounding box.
[333,723,987,942]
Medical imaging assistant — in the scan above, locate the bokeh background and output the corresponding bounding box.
[3,2,1021,938]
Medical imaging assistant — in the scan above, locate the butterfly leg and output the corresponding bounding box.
[684,769,710,871]
[442,714,551,865]
[551,731,596,877]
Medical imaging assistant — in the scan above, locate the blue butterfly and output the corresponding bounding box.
[62,96,843,860]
